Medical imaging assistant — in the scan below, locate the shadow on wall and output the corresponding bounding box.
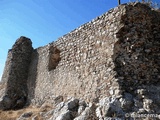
[27,45,61,104]
[112,11,160,94]
[27,49,39,104]
[112,10,160,112]
[113,3,160,94]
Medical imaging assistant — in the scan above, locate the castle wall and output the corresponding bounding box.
[27,3,160,104]
[114,3,160,92]
[1,3,160,109]
[27,5,126,104]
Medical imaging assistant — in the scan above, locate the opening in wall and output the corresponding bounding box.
[48,46,61,71]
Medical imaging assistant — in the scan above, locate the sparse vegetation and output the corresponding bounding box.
[129,0,160,10]
[142,0,160,10]
[0,104,53,120]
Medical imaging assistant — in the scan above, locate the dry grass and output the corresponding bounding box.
[0,104,53,120]
[0,83,53,120]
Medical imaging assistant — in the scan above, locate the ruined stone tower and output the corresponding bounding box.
[1,36,33,109]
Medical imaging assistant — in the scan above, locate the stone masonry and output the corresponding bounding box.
[0,2,160,119]
[0,36,33,110]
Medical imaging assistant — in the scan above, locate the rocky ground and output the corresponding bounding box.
[1,95,160,120]
[0,105,52,120]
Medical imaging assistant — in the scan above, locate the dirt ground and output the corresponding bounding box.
[0,104,53,120]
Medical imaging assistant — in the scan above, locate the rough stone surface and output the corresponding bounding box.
[17,112,33,120]
[48,45,61,71]
[0,2,160,120]
[0,36,33,110]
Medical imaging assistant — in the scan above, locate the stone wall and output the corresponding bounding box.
[27,2,160,105]
[0,36,33,109]
[114,3,160,92]
[27,3,125,104]
[0,3,160,117]
[1,50,12,83]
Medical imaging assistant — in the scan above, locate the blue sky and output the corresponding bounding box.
[0,0,159,79]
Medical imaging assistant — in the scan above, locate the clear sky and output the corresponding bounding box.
[0,0,159,80]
